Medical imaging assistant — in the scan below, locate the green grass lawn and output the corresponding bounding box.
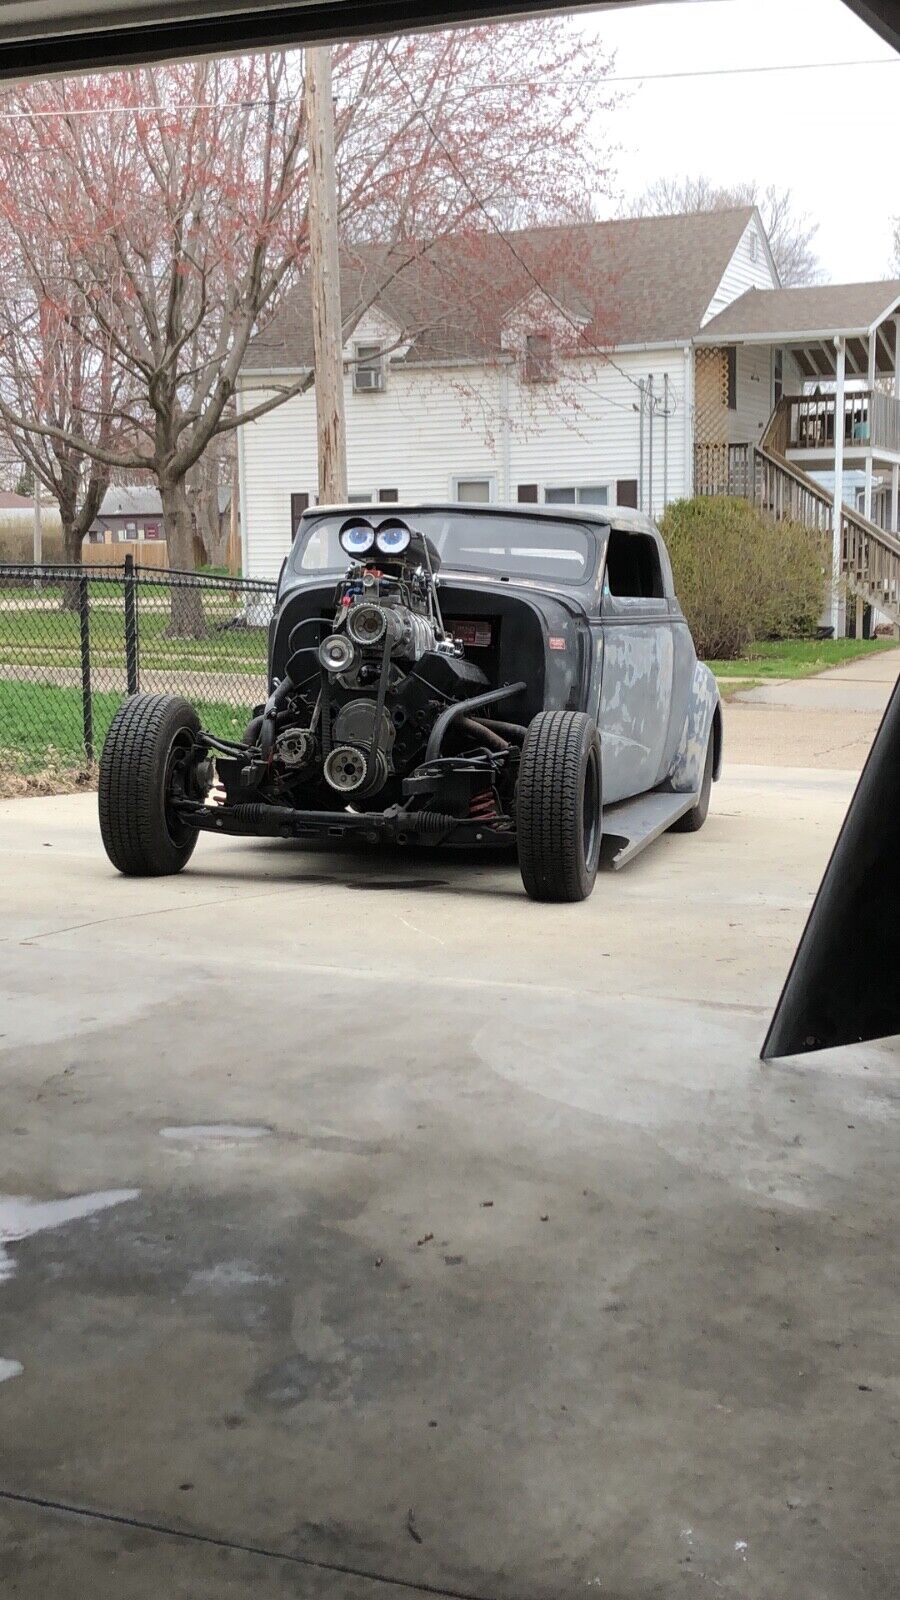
[0,595,269,677]
[0,680,250,773]
[708,637,897,681]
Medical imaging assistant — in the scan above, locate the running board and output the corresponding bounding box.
[601,790,695,870]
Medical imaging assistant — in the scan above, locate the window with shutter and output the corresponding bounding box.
[616,479,639,509]
[517,484,539,503]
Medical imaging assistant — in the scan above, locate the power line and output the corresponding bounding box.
[602,57,898,85]
[0,96,293,123]
[0,56,894,122]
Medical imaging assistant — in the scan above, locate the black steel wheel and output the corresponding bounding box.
[516,711,602,902]
[670,732,714,834]
[99,692,202,876]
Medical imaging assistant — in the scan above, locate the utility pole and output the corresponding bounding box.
[32,475,42,566]
[647,374,654,515]
[305,45,347,504]
[831,335,845,638]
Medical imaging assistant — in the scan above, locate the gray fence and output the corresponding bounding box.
[0,558,277,777]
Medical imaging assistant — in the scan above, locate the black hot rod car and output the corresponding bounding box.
[98,503,721,901]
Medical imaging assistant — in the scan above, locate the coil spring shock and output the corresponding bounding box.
[469,787,499,822]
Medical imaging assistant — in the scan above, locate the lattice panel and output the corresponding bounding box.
[694,347,729,447]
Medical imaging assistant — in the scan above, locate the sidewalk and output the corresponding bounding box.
[733,647,900,713]
[725,647,899,769]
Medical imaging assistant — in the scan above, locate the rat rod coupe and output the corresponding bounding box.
[98,503,721,901]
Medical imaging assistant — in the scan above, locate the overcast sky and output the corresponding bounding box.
[585,0,899,284]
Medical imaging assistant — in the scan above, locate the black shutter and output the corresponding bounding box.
[726,347,737,411]
[377,488,399,502]
[517,484,539,503]
[616,478,638,509]
[290,492,309,536]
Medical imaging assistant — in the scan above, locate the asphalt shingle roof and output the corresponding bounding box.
[700,281,900,341]
[243,209,758,372]
[97,487,163,517]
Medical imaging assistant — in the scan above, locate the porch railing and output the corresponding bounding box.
[692,431,900,627]
[756,447,900,624]
[781,390,900,456]
[693,441,755,499]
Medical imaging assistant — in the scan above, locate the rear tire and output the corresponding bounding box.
[516,711,602,902]
[99,693,201,876]
[670,733,714,834]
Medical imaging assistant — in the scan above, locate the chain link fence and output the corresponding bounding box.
[0,558,276,785]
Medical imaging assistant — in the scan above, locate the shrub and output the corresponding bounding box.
[660,496,827,659]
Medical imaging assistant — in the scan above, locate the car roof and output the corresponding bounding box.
[307,501,661,536]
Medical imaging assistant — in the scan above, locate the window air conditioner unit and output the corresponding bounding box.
[353,364,384,393]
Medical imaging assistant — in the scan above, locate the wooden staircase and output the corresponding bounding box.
[696,401,900,628]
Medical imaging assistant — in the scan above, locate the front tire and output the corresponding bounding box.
[516,711,602,902]
[99,693,201,876]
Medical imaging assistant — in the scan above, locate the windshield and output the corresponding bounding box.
[291,509,598,585]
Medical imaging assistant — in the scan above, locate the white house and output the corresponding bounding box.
[236,209,900,627]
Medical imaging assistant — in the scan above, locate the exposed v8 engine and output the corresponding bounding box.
[233,516,493,806]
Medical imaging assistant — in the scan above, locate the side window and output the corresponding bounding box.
[453,477,494,503]
[524,331,554,382]
[604,530,664,600]
[353,343,385,393]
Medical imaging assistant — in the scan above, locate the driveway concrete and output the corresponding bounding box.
[0,775,896,1599]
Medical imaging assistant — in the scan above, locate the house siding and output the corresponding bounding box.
[239,347,689,580]
[702,215,778,326]
[505,350,687,517]
[728,344,773,445]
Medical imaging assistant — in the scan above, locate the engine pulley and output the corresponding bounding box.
[323,744,390,795]
[333,697,395,753]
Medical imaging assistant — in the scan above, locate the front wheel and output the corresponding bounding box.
[99,693,202,876]
[516,711,602,902]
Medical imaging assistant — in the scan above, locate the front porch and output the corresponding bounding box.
[692,280,900,634]
[775,389,900,470]
[695,279,900,513]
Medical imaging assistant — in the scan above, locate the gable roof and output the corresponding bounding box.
[92,485,232,521]
[96,486,163,518]
[699,281,900,343]
[243,208,758,373]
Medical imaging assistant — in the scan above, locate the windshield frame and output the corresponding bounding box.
[289,505,606,589]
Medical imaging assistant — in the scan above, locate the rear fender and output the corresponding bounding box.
[667,662,721,793]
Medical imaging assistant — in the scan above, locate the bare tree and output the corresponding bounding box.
[890,216,900,277]
[0,235,123,596]
[626,175,820,287]
[185,431,234,566]
[0,26,613,631]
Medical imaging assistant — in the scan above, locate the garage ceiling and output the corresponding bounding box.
[0,0,896,82]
